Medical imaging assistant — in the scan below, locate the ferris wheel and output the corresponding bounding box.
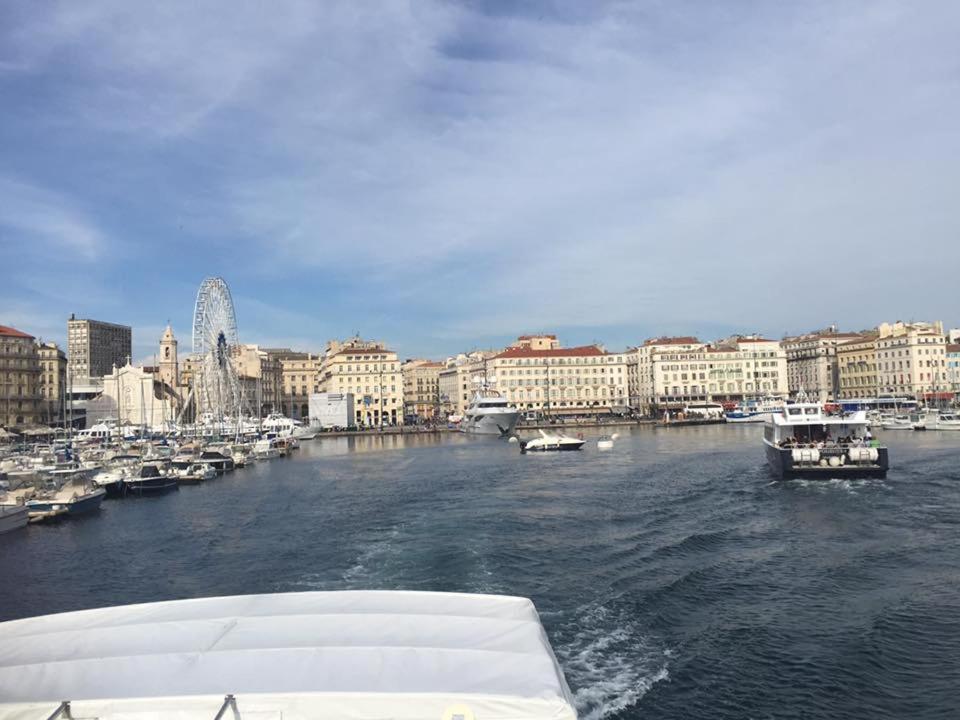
[191,276,242,420]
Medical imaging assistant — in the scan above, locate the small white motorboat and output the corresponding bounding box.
[520,430,585,453]
[597,432,619,450]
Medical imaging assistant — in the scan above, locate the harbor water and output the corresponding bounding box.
[2,425,959,719]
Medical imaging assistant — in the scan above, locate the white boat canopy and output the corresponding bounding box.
[0,591,576,720]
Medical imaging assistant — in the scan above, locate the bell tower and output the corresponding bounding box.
[159,324,179,390]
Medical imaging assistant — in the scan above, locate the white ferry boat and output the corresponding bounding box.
[763,403,889,478]
[461,391,520,436]
[725,397,786,423]
[0,590,576,720]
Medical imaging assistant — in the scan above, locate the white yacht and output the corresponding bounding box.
[880,414,914,430]
[763,403,889,478]
[460,391,519,436]
[261,413,318,440]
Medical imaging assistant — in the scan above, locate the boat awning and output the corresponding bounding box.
[0,590,576,720]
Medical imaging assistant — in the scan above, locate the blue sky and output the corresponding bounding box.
[2,0,959,362]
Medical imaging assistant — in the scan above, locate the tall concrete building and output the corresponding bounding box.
[67,315,132,385]
[0,325,42,428]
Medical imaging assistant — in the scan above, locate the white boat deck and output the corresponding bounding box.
[0,590,576,720]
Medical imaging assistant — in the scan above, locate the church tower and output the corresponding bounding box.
[159,324,179,390]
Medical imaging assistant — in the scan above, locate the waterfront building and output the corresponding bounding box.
[67,315,132,385]
[627,337,704,415]
[402,359,443,422]
[875,321,949,400]
[37,341,67,425]
[318,337,402,426]
[85,363,179,430]
[233,345,284,417]
[488,336,629,417]
[438,350,499,417]
[782,328,860,402]
[0,325,42,428]
[628,335,787,414]
[947,344,960,395]
[836,333,879,399]
[279,351,324,420]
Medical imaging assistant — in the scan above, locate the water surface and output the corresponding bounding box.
[2,425,959,719]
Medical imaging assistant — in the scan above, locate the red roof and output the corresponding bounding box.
[643,336,701,346]
[0,325,34,339]
[947,344,960,354]
[494,344,607,359]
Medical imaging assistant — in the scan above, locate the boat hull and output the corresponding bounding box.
[26,488,106,516]
[123,477,179,496]
[764,442,889,479]
[0,505,29,534]
[461,411,520,436]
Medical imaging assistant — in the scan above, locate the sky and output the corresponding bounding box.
[1,0,959,362]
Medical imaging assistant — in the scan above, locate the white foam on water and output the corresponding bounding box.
[554,602,669,720]
[342,526,404,586]
[785,477,889,495]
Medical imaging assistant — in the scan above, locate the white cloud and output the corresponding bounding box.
[2,1,959,353]
[0,177,105,261]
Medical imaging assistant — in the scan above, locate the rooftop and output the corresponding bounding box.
[643,336,701,346]
[0,325,34,340]
[495,344,608,359]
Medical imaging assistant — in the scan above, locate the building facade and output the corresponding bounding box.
[280,352,323,420]
[318,338,403,426]
[402,359,442,422]
[947,344,960,394]
[233,344,284,417]
[875,321,948,399]
[782,329,860,402]
[38,341,67,425]
[628,336,787,414]
[0,325,42,428]
[67,315,132,385]
[836,334,879,399]
[488,336,629,417]
[85,364,179,430]
[438,351,495,418]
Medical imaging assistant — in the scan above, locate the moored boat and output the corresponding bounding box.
[123,464,178,497]
[763,403,888,478]
[0,500,28,535]
[24,479,106,517]
[174,463,216,485]
[520,430,585,453]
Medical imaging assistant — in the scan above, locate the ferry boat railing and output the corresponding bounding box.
[45,694,243,719]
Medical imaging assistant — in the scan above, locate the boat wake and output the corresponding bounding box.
[551,601,669,720]
[783,477,891,494]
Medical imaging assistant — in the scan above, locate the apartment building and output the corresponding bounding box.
[438,351,495,418]
[628,336,787,414]
[402,359,443,421]
[319,337,402,426]
[277,352,323,420]
[0,325,42,428]
[836,333,879,399]
[782,329,860,402]
[38,341,67,424]
[875,321,948,399]
[488,336,629,417]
